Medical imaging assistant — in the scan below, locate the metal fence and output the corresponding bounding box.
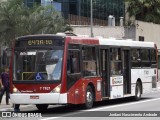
[68,14,107,26]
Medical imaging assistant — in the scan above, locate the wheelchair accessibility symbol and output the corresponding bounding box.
[36,73,43,80]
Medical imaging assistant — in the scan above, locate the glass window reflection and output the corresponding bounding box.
[14,49,63,81]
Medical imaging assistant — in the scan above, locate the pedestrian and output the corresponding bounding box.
[0,66,10,105]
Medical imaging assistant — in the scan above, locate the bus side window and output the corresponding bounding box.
[67,50,80,74]
[131,49,141,67]
[141,49,150,67]
[82,47,97,77]
[150,49,157,67]
[67,46,81,90]
[110,48,122,75]
[150,49,156,61]
[111,48,121,61]
[131,49,140,60]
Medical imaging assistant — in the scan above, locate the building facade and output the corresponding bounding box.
[24,0,125,25]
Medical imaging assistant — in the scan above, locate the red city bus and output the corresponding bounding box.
[10,34,158,111]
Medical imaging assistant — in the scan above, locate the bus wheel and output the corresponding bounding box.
[36,104,48,111]
[134,82,142,101]
[84,86,94,109]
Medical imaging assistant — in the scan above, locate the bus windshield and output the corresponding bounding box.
[13,49,63,81]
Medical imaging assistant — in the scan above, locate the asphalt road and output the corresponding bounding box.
[1,89,160,120]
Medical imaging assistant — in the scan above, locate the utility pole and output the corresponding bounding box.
[90,0,94,37]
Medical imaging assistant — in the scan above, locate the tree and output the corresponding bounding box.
[126,0,160,24]
[0,0,67,46]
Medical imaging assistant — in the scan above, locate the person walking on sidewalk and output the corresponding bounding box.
[0,66,10,105]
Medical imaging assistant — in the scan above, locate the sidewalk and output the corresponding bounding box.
[0,96,14,111]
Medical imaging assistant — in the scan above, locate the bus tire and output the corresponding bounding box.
[36,104,48,111]
[84,86,94,109]
[134,82,142,101]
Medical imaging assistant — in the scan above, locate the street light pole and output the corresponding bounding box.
[90,0,94,37]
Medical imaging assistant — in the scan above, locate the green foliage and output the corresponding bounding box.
[126,0,160,24]
[0,0,67,46]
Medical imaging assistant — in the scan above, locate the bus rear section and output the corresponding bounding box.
[10,35,68,110]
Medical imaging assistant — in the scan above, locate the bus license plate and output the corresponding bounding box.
[30,96,39,99]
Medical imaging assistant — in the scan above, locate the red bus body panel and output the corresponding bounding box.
[67,77,102,104]
[65,37,101,104]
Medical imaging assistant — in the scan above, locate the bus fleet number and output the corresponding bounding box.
[40,87,50,91]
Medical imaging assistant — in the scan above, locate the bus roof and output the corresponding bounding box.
[16,34,65,40]
[99,38,155,48]
[16,34,155,48]
[69,36,155,48]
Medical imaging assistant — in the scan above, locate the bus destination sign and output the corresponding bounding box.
[16,38,64,47]
[28,40,53,46]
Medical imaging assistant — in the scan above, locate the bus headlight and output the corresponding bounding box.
[13,87,20,93]
[51,84,61,93]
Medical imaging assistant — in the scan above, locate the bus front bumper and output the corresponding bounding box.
[10,93,67,104]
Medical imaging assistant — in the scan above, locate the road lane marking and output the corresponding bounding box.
[40,97,160,120]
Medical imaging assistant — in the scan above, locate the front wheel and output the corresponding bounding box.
[134,82,142,101]
[36,104,48,111]
[84,86,94,109]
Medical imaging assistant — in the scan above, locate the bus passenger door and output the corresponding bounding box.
[122,49,131,94]
[100,48,110,97]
